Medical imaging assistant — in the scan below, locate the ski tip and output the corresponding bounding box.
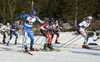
[90,47,100,49]
[55,48,71,51]
[88,43,98,45]
[0,50,11,51]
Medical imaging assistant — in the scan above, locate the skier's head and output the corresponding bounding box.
[54,19,58,24]
[14,20,17,24]
[50,21,54,26]
[6,23,10,27]
[31,10,36,17]
[7,23,9,26]
[49,18,54,23]
[87,16,92,22]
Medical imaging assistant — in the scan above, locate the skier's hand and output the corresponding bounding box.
[45,28,50,32]
[1,31,4,35]
[85,30,88,34]
[44,18,47,23]
[45,29,48,31]
[79,30,83,34]
[23,9,26,15]
[5,31,10,36]
[59,27,62,30]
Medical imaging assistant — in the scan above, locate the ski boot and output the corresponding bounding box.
[7,43,9,46]
[82,42,91,49]
[15,39,18,45]
[50,43,52,46]
[3,38,7,44]
[3,41,7,44]
[55,40,60,44]
[44,43,49,50]
[24,45,28,52]
[15,41,17,45]
[47,44,54,50]
[30,46,39,51]
[7,42,9,46]
[7,41,10,46]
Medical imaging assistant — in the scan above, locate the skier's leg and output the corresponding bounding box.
[24,29,28,51]
[46,31,54,50]
[13,32,18,44]
[50,30,54,45]
[81,33,90,49]
[54,30,60,44]
[3,32,6,44]
[28,29,39,51]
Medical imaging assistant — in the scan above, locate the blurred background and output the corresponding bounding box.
[0,0,100,33]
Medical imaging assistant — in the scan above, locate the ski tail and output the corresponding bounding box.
[18,50,33,56]
[23,50,33,55]
[59,35,79,48]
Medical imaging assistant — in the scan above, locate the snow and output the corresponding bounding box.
[0,31,100,62]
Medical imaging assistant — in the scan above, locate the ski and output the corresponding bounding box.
[0,50,11,51]
[59,35,80,48]
[54,48,71,51]
[81,46,100,50]
[51,43,63,45]
[18,50,33,56]
[0,42,7,44]
[23,50,33,55]
[0,42,12,45]
[39,48,61,52]
[90,47,100,50]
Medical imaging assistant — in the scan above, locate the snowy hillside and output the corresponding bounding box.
[0,32,100,62]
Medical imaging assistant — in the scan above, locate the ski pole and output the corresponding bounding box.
[38,37,45,49]
[64,36,82,48]
[59,35,79,48]
[22,27,24,51]
[39,33,48,49]
[39,39,46,49]
[39,37,45,45]
[34,34,42,44]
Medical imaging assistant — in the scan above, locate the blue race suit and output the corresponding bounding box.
[8,23,18,42]
[78,20,90,43]
[19,12,44,46]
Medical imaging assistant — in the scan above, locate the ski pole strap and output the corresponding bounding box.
[59,35,79,48]
[64,36,82,48]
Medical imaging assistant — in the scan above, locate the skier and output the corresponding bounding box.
[50,19,61,44]
[7,20,18,46]
[19,9,44,52]
[77,16,92,49]
[1,23,10,44]
[40,22,54,50]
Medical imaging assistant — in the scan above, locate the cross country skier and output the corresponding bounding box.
[19,10,44,52]
[40,22,54,50]
[50,19,61,44]
[7,20,18,46]
[77,16,92,49]
[1,23,10,44]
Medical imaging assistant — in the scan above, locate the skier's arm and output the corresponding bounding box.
[40,25,45,30]
[1,26,5,32]
[19,12,29,18]
[40,23,50,31]
[85,28,88,34]
[1,26,4,31]
[78,21,86,28]
[36,16,44,24]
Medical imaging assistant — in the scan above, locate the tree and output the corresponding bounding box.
[0,0,7,22]
[7,0,17,20]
